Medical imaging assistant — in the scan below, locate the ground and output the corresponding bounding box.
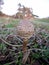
[0,17,49,65]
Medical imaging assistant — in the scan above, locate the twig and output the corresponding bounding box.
[0,38,46,52]
[15,48,46,55]
[28,48,46,52]
[0,38,22,47]
[22,50,30,64]
[0,38,34,47]
[5,60,16,65]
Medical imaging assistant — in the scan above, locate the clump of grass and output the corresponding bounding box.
[5,19,20,28]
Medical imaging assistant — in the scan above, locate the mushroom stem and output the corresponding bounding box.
[22,39,28,53]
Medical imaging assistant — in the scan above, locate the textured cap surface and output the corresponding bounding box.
[17,20,34,39]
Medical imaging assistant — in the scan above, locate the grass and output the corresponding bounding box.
[39,18,49,22]
[0,17,20,28]
[0,17,49,29]
[0,17,49,65]
[35,18,49,22]
[5,19,19,28]
[32,19,49,29]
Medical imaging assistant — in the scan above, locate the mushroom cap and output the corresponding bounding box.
[17,20,34,40]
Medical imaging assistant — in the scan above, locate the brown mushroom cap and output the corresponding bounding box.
[17,20,34,40]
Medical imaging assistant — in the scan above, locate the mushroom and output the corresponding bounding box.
[17,20,34,52]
